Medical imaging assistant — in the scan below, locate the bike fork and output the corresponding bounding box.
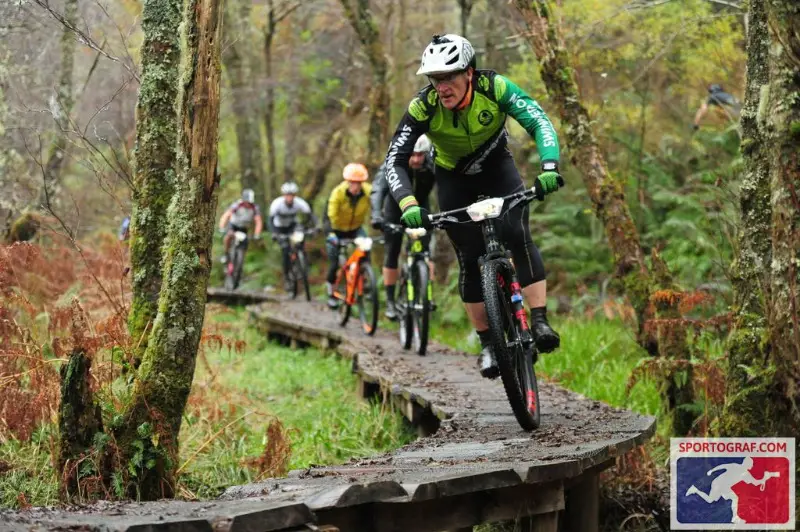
[497,262,534,350]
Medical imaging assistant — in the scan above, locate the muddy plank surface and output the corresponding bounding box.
[0,298,655,531]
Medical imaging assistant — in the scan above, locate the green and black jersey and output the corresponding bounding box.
[384,69,560,211]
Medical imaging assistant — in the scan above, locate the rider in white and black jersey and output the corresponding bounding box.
[269,182,318,289]
[218,188,264,263]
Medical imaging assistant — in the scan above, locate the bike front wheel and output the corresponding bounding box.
[357,262,379,336]
[232,247,245,290]
[412,259,430,356]
[397,268,413,350]
[480,259,540,431]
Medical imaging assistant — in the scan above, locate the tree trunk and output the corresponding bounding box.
[113,0,223,500]
[128,0,182,367]
[764,1,800,429]
[340,0,390,170]
[721,0,800,439]
[223,0,265,203]
[38,0,77,209]
[264,0,277,196]
[304,100,364,203]
[719,0,774,436]
[512,0,696,434]
[457,0,473,38]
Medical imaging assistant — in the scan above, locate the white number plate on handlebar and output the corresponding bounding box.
[466,197,504,222]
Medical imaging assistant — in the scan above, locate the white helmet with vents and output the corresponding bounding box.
[413,134,432,153]
[417,34,475,76]
[280,181,299,195]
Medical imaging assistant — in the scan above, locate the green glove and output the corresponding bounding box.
[535,171,564,200]
[401,206,423,228]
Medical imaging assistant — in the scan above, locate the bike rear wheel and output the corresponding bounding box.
[357,262,379,336]
[397,268,413,350]
[412,260,430,356]
[480,259,540,431]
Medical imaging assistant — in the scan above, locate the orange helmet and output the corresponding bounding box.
[343,162,369,182]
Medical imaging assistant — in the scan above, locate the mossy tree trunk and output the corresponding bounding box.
[128,0,182,367]
[764,1,800,429]
[513,0,696,435]
[38,0,77,209]
[340,0,390,170]
[222,0,265,203]
[722,0,799,437]
[113,0,223,500]
[719,0,775,436]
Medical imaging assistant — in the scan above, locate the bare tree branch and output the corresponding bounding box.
[29,0,141,82]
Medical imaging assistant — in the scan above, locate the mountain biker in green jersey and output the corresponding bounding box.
[384,34,564,379]
[371,134,436,320]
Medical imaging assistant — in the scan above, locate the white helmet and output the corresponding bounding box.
[280,182,299,195]
[242,188,255,203]
[413,134,432,153]
[416,34,475,76]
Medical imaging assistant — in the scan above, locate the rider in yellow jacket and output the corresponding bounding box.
[324,163,372,307]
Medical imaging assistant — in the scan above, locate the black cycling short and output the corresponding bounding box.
[227,223,248,234]
[436,151,545,303]
[383,177,434,269]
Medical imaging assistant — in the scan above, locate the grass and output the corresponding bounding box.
[179,309,414,499]
[0,310,413,508]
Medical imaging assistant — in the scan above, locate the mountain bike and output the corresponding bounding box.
[428,185,543,431]
[384,223,434,356]
[331,236,379,336]
[223,229,250,290]
[274,228,316,301]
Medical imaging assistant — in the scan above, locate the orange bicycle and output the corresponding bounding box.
[331,236,379,336]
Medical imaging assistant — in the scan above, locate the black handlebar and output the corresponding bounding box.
[427,185,540,228]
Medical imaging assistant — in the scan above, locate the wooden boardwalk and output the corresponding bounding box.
[0,292,655,532]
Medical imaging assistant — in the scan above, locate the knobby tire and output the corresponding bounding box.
[480,259,540,431]
[413,260,430,356]
[398,268,413,349]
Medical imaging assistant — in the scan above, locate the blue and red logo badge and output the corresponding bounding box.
[671,438,795,529]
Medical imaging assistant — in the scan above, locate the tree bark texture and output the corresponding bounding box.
[340,0,390,170]
[513,0,697,434]
[58,350,103,499]
[764,0,800,425]
[114,0,223,500]
[720,0,775,436]
[38,0,77,208]
[222,0,265,203]
[128,0,182,367]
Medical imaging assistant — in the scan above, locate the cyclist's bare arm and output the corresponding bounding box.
[254,214,264,236]
[218,209,233,230]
